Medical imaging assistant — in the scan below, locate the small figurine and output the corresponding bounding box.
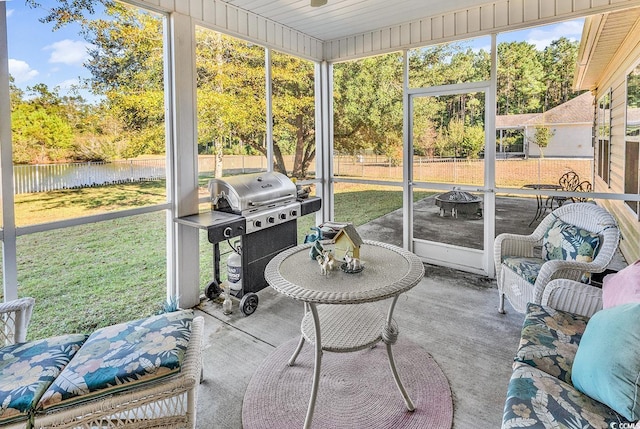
[316,254,328,275]
[304,226,322,244]
[310,240,324,260]
[316,250,337,276]
[323,251,337,272]
[344,254,363,272]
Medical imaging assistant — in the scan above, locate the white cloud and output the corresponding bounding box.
[527,19,584,50]
[57,78,82,91]
[6,9,14,18]
[8,59,39,84]
[45,39,94,66]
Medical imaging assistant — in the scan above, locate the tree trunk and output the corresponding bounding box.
[272,144,287,176]
[292,114,305,177]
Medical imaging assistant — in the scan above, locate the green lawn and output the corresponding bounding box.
[3,180,429,340]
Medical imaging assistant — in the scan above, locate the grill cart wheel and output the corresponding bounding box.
[205,280,222,300]
[240,293,259,316]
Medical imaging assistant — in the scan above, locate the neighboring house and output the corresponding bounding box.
[574,7,640,263]
[495,92,595,158]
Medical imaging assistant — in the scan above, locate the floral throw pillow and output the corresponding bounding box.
[0,334,87,425]
[542,218,601,282]
[37,309,194,411]
[542,219,601,263]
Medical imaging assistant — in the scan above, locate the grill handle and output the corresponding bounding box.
[248,194,295,207]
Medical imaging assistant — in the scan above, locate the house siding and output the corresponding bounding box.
[525,123,594,158]
[592,23,640,264]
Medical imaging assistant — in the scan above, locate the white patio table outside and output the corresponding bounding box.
[264,240,425,429]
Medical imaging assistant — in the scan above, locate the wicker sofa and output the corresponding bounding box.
[0,298,203,429]
[502,265,640,429]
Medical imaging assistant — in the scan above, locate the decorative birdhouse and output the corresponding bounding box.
[332,223,363,260]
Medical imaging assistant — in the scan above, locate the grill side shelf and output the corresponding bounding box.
[299,196,322,216]
[174,211,246,243]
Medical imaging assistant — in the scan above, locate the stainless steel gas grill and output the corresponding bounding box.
[176,172,321,315]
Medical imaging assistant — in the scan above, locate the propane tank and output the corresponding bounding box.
[227,243,243,292]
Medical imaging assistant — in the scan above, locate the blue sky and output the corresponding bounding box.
[5,1,584,102]
[6,1,105,101]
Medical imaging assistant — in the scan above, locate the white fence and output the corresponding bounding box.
[13,160,166,195]
[12,155,285,195]
[14,154,588,194]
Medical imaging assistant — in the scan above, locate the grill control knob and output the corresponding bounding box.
[267,216,275,224]
[290,209,298,217]
[254,220,262,228]
[223,227,233,238]
[279,213,287,220]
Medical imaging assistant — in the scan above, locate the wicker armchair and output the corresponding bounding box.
[494,203,619,314]
[541,278,603,317]
[0,297,35,345]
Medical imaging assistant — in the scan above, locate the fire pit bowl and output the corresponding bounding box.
[435,191,482,218]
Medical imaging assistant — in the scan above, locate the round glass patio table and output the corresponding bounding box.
[264,240,425,429]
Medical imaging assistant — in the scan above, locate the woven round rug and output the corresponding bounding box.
[242,337,453,429]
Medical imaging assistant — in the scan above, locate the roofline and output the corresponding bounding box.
[573,14,606,91]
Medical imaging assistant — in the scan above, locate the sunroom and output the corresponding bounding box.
[1,0,640,428]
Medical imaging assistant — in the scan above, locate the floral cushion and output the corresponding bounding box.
[0,334,88,425]
[542,218,601,282]
[542,219,601,262]
[38,310,194,411]
[502,361,630,429]
[502,257,543,285]
[514,303,589,384]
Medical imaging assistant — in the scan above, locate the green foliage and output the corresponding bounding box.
[531,126,555,158]
[333,53,403,157]
[497,42,546,114]
[11,104,74,163]
[430,118,484,158]
[26,0,114,29]
[15,2,582,168]
[272,51,316,177]
[540,38,580,109]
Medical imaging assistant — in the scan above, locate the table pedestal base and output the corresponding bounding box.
[289,298,415,429]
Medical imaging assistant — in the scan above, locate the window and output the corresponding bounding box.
[625,64,640,217]
[597,90,611,185]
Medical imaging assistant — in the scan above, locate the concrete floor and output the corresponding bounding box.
[194,266,523,429]
[193,196,626,428]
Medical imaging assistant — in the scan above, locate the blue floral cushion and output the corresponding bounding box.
[38,310,194,411]
[514,303,588,384]
[542,219,601,282]
[542,219,601,262]
[502,361,630,429]
[502,257,543,285]
[0,334,88,425]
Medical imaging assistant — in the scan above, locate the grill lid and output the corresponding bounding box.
[209,172,297,214]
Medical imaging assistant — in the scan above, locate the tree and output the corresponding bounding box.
[12,105,74,163]
[196,30,266,177]
[26,0,113,29]
[10,83,76,163]
[530,125,554,158]
[333,53,403,158]
[83,4,166,157]
[271,52,315,177]
[497,42,545,114]
[540,37,580,110]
